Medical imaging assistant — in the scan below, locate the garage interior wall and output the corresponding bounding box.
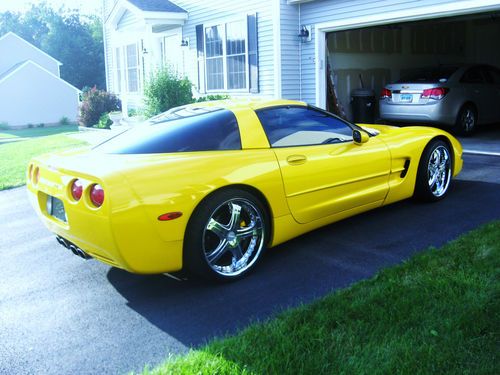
[327,13,500,121]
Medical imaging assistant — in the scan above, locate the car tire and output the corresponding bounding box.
[455,105,477,136]
[183,188,269,281]
[414,139,453,202]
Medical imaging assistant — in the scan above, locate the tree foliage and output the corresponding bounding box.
[0,3,105,89]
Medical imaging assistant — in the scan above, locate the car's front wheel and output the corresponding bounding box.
[414,139,453,202]
[184,188,268,281]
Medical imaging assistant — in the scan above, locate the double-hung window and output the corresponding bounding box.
[197,14,258,93]
[114,48,122,93]
[125,43,140,93]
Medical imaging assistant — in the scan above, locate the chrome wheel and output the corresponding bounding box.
[427,145,451,198]
[456,106,476,135]
[202,198,265,277]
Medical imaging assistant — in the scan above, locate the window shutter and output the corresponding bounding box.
[247,14,259,93]
[196,24,206,93]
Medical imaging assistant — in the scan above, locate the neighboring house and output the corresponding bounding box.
[103,0,500,120]
[0,32,80,128]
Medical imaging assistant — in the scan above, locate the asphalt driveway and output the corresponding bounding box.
[0,154,499,375]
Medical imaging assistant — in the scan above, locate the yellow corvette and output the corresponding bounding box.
[27,99,462,280]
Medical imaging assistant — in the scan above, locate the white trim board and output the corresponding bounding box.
[314,0,500,108]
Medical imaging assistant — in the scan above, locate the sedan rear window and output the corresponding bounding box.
[95,109,241,154]
[398,66,458,83]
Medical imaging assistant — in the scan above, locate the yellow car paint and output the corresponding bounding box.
[27,99,463,274]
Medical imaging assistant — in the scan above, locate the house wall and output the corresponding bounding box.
[280,0,301,100]
[174,0,277,97]
[103,0,119,92]
[0,33,60,77]
[0,63,79,127]
[297,0,495,106]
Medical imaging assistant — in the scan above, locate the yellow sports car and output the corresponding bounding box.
[27,99,462,281]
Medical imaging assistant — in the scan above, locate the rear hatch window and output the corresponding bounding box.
[398,66,459,84]
[95,107,241,154]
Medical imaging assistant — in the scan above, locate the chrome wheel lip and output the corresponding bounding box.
[427,145,451,198]
[202,198,265,277]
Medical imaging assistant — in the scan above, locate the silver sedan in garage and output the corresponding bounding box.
[379,64,500,135]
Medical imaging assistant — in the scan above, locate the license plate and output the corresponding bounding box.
[400,94,413,103]
[47,195,67,222]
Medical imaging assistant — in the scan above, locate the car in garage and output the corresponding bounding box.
[27,99,463,281]
[379,64,500,135]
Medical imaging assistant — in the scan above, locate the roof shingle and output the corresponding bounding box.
[127,0,186,13]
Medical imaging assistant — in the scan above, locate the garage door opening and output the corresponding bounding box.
[325,11,500,124]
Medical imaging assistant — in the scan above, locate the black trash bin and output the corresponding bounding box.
[351,88,375,123]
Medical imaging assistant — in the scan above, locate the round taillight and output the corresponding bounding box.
[90,184,104,207]
[28,164,33,181]
[33,167,40,184]
[71,179,83,201]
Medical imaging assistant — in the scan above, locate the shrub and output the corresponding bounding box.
[59,116,71,126]
[144,68,193,117]
[195,94,230,102]
[93,113,112,129]
[0,122,9,130]
[79,87,121,127]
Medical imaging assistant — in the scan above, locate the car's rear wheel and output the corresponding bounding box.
[184,188,268,281]
[455,105,477,136]
[414,139,452,202]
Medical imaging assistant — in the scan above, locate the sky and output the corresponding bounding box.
[0,0,103,15]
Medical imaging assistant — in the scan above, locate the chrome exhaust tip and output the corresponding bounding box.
[56,236,68,248]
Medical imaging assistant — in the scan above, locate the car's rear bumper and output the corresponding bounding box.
[26,161,184,274]
[379,100,456,126]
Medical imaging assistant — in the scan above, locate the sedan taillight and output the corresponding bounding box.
[380,88,392,99]
[90,184,104,207]
[421,87,449,100]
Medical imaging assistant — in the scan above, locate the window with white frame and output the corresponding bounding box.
[197,14,258,93]
[125,43,139,93]
[205,19,246,91]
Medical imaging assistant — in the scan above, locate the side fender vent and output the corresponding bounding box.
[400,159,411,178]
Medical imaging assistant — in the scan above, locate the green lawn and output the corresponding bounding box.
[141,221,500,375]
[0,124,78,139]
[0,128,87,190]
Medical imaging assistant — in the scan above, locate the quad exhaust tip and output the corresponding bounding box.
[56,236,92,260]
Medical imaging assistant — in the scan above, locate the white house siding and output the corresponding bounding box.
[0,62,79,127]
[0,33,60,77]
[297,0,498,106]
[280,0,300,100]
[103,0,119,92]
[154,0,276,98]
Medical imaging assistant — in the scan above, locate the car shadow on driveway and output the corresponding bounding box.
[107,179,500,348]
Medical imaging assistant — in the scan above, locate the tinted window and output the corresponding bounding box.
[96,109,241,154]
[398,66,458,83]
[461,67,485,84]
[484,66,500,84]
[256,106,353,147]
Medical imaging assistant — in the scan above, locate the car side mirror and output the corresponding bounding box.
[353,129,369,145]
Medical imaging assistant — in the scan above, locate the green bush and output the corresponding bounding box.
[58,116,71,126]
[144,68,193,117]
[93,113,112,129]
[79,87,121,127]
[195,94,230,102]
[0,122,9,130]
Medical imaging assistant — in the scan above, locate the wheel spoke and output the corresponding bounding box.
[231,244,244,261]
[228,203,242,231]
[206,218,227,239]
[237,221,261,239]
[206,239,230,264]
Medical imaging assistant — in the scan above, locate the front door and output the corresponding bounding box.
[256,106,391,224]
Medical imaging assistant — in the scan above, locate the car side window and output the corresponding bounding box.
[461,67,485,84]
[256,106,353,147]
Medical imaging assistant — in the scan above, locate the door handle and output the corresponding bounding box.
[286,155,307,165]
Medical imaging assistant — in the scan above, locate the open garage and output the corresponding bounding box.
[325,10,500,130]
